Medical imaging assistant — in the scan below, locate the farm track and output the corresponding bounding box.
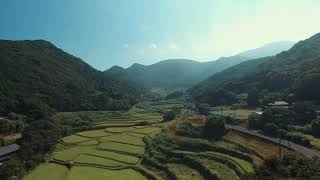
[226,124,320,159]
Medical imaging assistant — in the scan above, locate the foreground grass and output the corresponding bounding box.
[24,163,67,180]
[67,166,147,180]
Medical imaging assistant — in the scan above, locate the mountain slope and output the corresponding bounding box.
[0,40,138,116]
[190,33,320,105]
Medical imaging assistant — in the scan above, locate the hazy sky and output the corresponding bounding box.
[1,0,320,70]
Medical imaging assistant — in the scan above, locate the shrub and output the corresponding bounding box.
[202,115,225,140]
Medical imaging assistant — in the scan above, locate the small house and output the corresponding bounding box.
[0,144,20,164]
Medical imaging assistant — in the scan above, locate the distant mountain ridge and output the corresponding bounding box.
[238,41,295,59]
[190,33,320,105]
[105,42,294,89]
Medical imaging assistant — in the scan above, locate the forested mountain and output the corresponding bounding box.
[190,33,320,105]
[0,40,138,117]
[105,42,293,89]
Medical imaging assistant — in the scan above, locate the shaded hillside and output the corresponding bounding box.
[190,33,320,105]
[0,40,138,116]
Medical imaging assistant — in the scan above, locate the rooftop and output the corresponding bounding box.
[0,144,20,157]
[268,101,289,106]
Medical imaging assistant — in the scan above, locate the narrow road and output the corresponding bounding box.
[226,124,320,159]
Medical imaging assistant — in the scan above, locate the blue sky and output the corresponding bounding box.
[1,0,320,70]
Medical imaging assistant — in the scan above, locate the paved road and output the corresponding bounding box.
[226,124,320,159]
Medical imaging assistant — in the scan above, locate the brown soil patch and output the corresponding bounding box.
[2,133,22,141]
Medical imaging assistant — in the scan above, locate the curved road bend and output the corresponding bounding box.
[226,124,320,159]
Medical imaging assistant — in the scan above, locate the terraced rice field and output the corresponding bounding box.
[25,123,161,180]
[25,101,259,180]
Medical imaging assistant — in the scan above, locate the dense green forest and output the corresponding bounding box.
[0,40,140,117]
[191,33,320,106]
